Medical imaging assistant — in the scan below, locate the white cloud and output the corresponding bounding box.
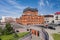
[50,14,54,15]
[39,0,45,7]
[7,0,27,9]
[46,0,49,6]
[0,9,18,14]
[40,13,44,15]
[0,0,28,16]
[39,0,50,7]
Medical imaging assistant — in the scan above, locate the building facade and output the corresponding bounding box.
[1,16,16,23]
[54,12,60,24]
[44,15,54,24]
[16,7,44,25]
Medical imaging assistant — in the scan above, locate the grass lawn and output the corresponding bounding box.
[52,33,60,40]
[18,32,29,38]
[0,32,29,40]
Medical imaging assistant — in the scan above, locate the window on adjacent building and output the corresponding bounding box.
[56,16,58,20]
[47,21,49,23]
[52,20,54,23]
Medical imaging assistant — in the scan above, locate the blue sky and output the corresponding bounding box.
[0,0,60,18]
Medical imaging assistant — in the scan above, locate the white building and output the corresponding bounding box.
[1,16,16,23]
[54,12,60,24]
[44,12,60,24]
[1,16,6,22]
[44,15,54,24]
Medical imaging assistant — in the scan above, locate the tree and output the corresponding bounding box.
[4,22,14,35]
[0,27,3,36]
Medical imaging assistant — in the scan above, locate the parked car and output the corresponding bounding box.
[48,26,56,30]
[58,24,60,26]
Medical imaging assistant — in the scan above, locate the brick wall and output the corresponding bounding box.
[16,9,44,25]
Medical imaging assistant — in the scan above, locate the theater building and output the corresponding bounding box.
[16,7,44,25]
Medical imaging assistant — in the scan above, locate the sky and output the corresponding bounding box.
[0,0,60,18]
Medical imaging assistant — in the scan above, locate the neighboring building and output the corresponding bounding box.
[16,7,44,25]
[0,19,1,23]
[1,16,5,22]
[44,15,54,24]
[54,12,60,24]
[1,16,16,23]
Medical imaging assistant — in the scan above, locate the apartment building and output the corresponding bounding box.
[1,16,16,23]
[16,7,44,25]
[54,12,60,24]
[44,15,54,24]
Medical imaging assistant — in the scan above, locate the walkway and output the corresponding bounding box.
[42,29,49,40]
[45,29,54,40]
[31,35,40,40]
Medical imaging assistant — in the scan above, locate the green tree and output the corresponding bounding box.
[0,27,3,36]
[4,22,14,35]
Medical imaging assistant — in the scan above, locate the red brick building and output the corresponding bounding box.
[16,7,44,25]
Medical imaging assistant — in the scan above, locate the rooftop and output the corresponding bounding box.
[44,15,54,17]
[23,7,38,13]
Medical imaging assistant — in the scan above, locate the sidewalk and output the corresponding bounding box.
[45,29,54,40]
[31,35,40,40]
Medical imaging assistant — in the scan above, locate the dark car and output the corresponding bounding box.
[48,26,56,30]
[58,24,60,26]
